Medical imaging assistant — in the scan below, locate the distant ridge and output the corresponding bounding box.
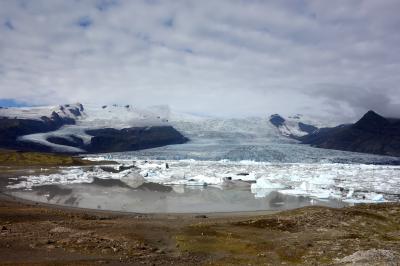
[268,113,320,137]
[300,110,400,157]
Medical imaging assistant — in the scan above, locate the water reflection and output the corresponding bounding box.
[10,181,346,213]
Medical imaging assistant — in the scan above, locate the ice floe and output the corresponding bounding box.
[7,158,400,203]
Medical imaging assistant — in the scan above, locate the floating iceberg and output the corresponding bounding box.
[7,159,400,204]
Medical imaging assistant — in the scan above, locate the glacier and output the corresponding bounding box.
[5,105,400,212]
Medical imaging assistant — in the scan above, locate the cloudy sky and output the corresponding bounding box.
[0,0,399,121]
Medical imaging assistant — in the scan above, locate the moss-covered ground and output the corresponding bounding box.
[176,204,400,265]
[0,149,96,166]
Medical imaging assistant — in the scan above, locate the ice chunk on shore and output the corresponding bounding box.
[346,188,354,198]
[372,194,385,201]
[120,174,145,188]
[251,178,286,190]
[251,178,287,198]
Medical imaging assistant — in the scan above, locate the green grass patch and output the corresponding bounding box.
[0,150,93,166]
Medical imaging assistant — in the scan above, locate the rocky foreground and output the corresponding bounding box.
[1,151,399,265]
[1,194,400,265]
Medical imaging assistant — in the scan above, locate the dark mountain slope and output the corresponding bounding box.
[300,111,400,157]
[0,113,77,151]
[0,104,188,154]
[85,126,188,153]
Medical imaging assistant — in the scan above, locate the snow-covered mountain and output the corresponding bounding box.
[268,113,333,138]
[0,103,187,153]
[0,102,335,153]
[0,103,84,122]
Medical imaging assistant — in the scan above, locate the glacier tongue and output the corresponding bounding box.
[11,103,175,153]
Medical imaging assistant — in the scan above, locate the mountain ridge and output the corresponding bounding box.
[0,103,188,153]
[299,110,400,157]
[268,113,322,138]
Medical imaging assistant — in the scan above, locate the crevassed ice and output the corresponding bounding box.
[8,159,400,203]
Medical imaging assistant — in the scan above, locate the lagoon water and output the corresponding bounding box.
[6,119,400,213]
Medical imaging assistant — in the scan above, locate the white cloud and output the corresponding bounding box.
[0,0,399,121]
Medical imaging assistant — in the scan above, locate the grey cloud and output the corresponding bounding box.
[309,85,400,121]
[0,0,399,120]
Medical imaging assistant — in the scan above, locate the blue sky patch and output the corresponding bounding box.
[77,16,92,28]
[96,0,118,12]
[4,19,14,30]
[0,99,29,107]
[163,17,174,28]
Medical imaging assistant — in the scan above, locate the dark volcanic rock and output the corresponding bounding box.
[99,165,137,173]
[353,110,390,133]
[300,110,400,157]
[298,122,318,134]
[89,177,131,188]
[85,126,188,153]
[0,116,76,151]
[269,114,319,136]
[136,182,173,192]
[269,114,285,127]
[67,107,81,117]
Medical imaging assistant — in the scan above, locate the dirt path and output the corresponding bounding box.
[1,193,400,265]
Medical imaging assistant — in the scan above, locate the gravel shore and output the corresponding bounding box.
[1,192,400,265]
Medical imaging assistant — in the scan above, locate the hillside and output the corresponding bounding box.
[300,111,400,157]
[0,103,187,153]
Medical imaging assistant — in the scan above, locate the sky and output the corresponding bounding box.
[0,0,400,121]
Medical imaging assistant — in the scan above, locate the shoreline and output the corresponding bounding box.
[1,188,400,265]
[1,150,400,264]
